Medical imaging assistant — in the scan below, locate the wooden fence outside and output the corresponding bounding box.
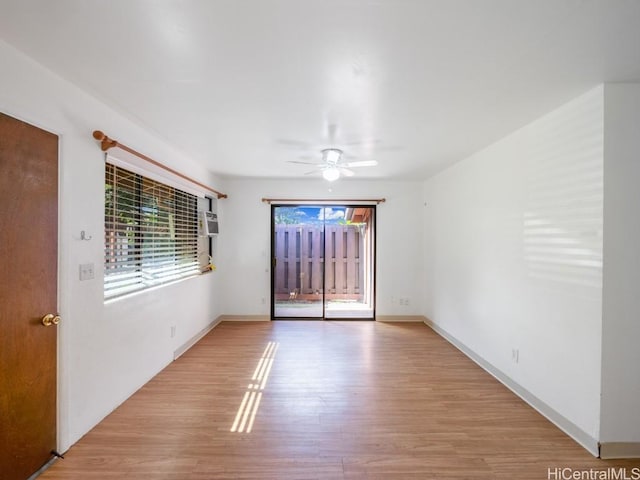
[274,224,365,300]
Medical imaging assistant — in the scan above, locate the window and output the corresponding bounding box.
[104,163,200,299]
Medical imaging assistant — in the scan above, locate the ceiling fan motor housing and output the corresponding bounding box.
[321,148,343,165]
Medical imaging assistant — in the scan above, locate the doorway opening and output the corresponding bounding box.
[271,204,375,320]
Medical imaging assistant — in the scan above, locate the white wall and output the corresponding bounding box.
[220,178,424,317]
[0,39,224,451]
[423,87,605,452]
[600,83,640,446]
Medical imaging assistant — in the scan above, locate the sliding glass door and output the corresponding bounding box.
[272,206,324,318]
[322,207,375,319]
[271,205,375,320]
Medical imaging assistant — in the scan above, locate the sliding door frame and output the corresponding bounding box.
[270,203,376,321]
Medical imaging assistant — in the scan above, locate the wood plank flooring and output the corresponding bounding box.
[41,321,638,479]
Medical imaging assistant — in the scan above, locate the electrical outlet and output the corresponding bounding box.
[398,297,410,306]
[79,263,95,281]
[170,326,176,338]
[261,297,266,305]
[511,348,519,363]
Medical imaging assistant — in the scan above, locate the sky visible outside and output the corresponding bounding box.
[274,206,346,225]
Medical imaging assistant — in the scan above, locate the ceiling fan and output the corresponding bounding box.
[287,148,377,182]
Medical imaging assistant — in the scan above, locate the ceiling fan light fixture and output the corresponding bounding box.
[322,167,340,182]
[322,148,342,164]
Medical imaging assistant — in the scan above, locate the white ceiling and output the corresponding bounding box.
[1,0,639,180]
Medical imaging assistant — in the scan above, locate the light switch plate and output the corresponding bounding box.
[79,263,95,281]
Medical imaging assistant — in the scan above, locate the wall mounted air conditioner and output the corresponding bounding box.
[199,211,219,236]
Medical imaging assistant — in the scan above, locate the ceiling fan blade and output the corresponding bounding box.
[287,160,322,166]
[304,170,319,176]
[341,160,378,168]
[339,168,355,177]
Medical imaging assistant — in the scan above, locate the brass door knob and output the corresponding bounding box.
[42,314,61,326]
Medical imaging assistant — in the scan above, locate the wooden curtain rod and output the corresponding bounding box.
[262,198,386,204]
[92,130,227,199]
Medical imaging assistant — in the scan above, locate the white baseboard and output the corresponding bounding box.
[173,316,223,360]
[423,318,600,457]
[600,442,640,459]
[376,315,427,322]
[218,314,427,322]
[218,314,271,322]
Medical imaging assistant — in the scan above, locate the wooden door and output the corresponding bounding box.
[0,112,59,479]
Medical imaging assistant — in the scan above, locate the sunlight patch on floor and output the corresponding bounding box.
[230,341,279,433]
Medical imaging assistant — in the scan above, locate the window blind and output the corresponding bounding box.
[105,163,200,299]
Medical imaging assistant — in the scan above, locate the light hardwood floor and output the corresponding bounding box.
[41,321,638,479]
